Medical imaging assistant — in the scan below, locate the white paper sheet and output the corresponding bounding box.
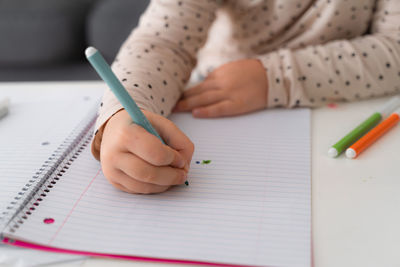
[0,94,99,218]
[0,88,100,267]
[6,109,311,267]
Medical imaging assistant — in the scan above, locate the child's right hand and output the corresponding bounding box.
[100,109,194,194]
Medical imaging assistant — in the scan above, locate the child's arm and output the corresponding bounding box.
[176,0,400,117]
[91,0,219,193]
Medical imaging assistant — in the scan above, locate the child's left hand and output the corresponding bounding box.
[174,59,269,118]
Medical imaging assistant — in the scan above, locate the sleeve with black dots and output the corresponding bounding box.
[91,0,220,160]
[257,0,400,109]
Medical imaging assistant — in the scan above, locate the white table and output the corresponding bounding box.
[311,97,400,267]
[1,82,399,267]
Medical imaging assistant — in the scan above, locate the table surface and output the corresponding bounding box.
[1,82,400,267]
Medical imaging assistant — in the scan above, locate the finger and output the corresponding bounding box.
[117,152,187,186]
[146,114,195,168]
[192,100,236,118]
[175,90,224,112]
[111,169,170,194]
[108,180,139,194]
[122,123,186,168]
[102,164,169,194]
[182,80,216,98]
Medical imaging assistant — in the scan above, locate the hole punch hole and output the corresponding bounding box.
[43,218,55,224]
[41,141,50,146]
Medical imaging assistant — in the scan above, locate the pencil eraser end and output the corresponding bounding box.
[328,147,338,158]
[345,148,356,159]
[85,47,97,58]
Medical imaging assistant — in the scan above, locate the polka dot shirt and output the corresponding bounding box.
[92,0,400,159]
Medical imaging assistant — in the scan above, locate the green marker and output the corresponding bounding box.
[328,96,400,158]
[85,47,188,186]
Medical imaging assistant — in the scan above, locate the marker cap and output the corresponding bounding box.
[328,147,338,158]
[85,47,97,58]
[346,148,356,159]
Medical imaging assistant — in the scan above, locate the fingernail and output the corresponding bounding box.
[192,109,200,117]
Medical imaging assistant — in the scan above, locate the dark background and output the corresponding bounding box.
[0,0,149,81]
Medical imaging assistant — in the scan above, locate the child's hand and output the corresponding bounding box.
[174,59,268,118]
[100,109,194,194]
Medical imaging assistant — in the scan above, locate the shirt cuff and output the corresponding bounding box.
[256,52,289,108]
[90,88,153,161]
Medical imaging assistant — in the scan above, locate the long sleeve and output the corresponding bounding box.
[257,0,400,108]
[91,0,220,159]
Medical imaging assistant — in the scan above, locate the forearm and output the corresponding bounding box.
[92,0,220,159]
[257,0,400,108]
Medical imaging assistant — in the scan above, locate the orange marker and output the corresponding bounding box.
[346,108,400,158]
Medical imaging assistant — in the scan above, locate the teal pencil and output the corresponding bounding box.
[85,47,163,142]
[85,47,188,186]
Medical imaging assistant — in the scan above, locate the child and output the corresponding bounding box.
[91,0,400,194]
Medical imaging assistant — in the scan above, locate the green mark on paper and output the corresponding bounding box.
[201,160,211,165]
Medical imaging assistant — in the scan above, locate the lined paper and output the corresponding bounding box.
[0,94,99,219]
[6,109,311,267]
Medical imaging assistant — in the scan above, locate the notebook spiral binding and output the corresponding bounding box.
[0,105,98,235]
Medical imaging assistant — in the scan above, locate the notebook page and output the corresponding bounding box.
[0,95,99,218]
[6,109,311,267]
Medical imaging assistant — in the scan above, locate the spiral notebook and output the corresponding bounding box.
[0,97,311,267]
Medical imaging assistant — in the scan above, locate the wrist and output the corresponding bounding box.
[91,108,125,160]
[254,59,269,109]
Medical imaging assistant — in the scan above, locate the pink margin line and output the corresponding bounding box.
[2,238,252,267]
[49,168,101,244]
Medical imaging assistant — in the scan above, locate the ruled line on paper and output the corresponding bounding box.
[48,168,101,245]
[7,109,311,267]
[0,96,99,216]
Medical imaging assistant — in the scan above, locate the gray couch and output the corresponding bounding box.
[0,0,149,81]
